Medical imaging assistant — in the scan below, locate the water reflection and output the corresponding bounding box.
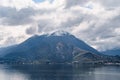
[0,64,120,80]
[0,65,29,80]
[10,64,74,80]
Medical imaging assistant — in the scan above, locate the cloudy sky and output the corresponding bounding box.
[0,0,120,51]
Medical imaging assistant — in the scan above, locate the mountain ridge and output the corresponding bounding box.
[0,31,120,64]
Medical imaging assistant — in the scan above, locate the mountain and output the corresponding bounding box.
[0,45,17,57]
[0,31,119,64]
[102,48,120,56]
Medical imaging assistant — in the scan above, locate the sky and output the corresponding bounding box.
[0,0,120,51]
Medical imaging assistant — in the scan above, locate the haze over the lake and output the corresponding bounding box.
[0,0,120,51]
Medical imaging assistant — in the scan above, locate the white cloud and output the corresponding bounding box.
[0,0,120,51]
[0,25,29,47]
[95,0,120,8]
[0,0,35,10]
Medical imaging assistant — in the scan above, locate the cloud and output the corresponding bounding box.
[95,0,120,8]
[0,7,35,26]
[65,0,89,8]
[0,0,35,10]
[0,0,120,51]
[4,37,17,46]
[77,14,120,51]
[3,36,27,47]
[26,24,38,35]
[37,19,54,33]
[0,6,55,26]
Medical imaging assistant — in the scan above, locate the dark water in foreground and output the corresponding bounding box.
[0,64,120,80]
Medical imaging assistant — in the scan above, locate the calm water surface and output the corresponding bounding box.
[0,64,120,80]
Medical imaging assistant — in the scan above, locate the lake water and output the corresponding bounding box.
[0,64,120,80]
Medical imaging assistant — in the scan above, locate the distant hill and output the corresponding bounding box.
[102,48,120,56]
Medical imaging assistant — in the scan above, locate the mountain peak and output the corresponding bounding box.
[50,30,71,36]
